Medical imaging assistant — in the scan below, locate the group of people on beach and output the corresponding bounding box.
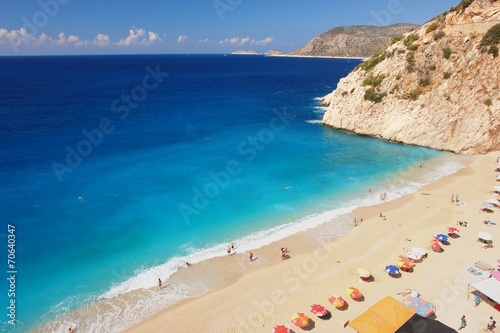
[379,213,387,221]
[353,218,363,226]
[227,242,235,256]
[458,315,496,331]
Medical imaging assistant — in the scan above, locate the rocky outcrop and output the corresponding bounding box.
[289,24,418,58]
[321,0,500,155]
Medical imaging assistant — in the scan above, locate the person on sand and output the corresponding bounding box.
[487,316,496,331]
[475,292,481,306]
[451,195,455,203]
[227,245,231,256]
[456,194,459,203]
[458,315,466,330]
[249,252,253,262]
[68,327,77,333]
[185,262,191,267]
[158,278,162,290]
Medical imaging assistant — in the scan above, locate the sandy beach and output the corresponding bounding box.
[127,152,500,333]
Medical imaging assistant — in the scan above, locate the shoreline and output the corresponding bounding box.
[125,152,500,332]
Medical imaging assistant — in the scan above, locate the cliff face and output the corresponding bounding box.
[321,0,500,155]
[289,24,418,58]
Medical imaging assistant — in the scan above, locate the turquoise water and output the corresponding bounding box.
[0,55,458,332]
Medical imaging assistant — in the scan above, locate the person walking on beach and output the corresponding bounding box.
[456,194,459,203]
[227,245,232,256]
[249,252,253,262]
[458,315,467,330]
[451,195,455,202]
[158,278,162,290]
[487,316,496,331]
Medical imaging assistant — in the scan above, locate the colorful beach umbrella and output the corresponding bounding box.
[447,227,459,234]
[310,304,329,317]
[492,271,500,281]
[385,265,400,275]
[328,296,346,309]
[404,296,435,317]
[436,234,448,243]
[273,324,290,333]
[356,268,371,278]
[430,241,443,252]
[346,287,363,299]
[291,313,309,328]
[397,260,413,268]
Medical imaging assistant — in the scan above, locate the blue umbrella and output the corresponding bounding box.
[385,265,400,275]
[436,234,448,243]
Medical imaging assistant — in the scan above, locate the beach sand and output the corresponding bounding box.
[126,152,500,333]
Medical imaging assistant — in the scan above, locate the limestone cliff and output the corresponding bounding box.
[321,0,500,155]
[289,24,418,58]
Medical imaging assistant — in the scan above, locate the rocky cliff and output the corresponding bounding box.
[289,24,418,58]
[321,0,500,155]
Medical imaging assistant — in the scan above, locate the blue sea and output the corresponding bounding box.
[0,54,464,332]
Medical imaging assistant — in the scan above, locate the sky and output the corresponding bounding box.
[0,0,460,55]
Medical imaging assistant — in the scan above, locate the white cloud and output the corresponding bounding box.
[148,31,159,43]
[92,33,110,46]
[0,28,35,47]
[116,28,161,46]
[117,28,145,46]
[177,35,188,43]
[253,36,273,46]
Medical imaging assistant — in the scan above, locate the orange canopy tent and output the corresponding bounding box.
[349,296,414,333]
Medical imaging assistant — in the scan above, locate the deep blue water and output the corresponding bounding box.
[0,54,449,332]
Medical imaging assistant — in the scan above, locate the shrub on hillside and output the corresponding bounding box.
[426,22,440,33]
[481,24,500,47]
[443,47,452,59]
[434,30,446,41]
[364,88,387,103]
[488,45,499,57]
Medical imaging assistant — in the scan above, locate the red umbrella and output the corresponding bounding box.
[310,304,329,317]
[447,227,459,233]
[273,324,290,333]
